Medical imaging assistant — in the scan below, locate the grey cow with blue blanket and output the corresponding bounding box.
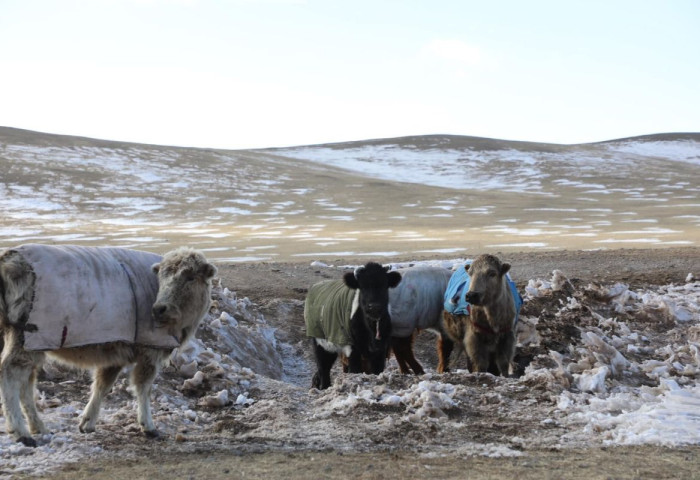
[441,254,522,376]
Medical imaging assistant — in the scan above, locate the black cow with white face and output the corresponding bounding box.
[304,262,402,389]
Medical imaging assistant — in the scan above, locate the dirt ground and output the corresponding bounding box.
[16,247,700,479]
[49,446,700,480]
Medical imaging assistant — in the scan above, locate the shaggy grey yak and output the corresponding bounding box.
[0,244,216,447]
[442,254,521,376]
[388,266,453,374]
[305,262,401,389]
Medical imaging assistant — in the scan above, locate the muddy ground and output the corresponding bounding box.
[9,247,700,479]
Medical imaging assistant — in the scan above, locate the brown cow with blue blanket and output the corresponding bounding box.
[442,254,522,376]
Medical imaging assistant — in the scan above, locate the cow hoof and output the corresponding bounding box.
[17,436,37,448]
[144,429,161,439]
[311,373,321,389]
[78,424,95,434]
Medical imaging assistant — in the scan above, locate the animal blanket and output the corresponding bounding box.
[304,279,357,346]
[443,262,523,326]
[389,267,452,338]
[4,244,179,351]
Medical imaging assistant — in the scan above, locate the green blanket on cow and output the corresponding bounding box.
[304,279,357,346]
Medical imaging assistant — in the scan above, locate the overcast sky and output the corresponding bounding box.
[1,0,699,149]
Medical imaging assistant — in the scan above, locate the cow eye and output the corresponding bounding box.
[183,271,196,282]
[489,270,497,277]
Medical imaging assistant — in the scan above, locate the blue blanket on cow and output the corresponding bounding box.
[443,263,523,327]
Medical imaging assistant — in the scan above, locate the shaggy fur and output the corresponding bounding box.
[441,254,518,376]
[0,246,216,447]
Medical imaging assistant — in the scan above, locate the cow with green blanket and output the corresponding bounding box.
[304,262,401,389]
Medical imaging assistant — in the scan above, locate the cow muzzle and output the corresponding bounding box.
[464,291,483,306]
[152,303,181,326]
[365,303,385,317]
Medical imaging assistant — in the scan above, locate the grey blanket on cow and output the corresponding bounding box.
[304,279,356,346]
[389,266,452,338]
[4,244,179,351]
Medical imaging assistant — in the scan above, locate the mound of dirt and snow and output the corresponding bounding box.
[1,259,700,477]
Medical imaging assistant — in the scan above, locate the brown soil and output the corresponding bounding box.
[50,446,700,480]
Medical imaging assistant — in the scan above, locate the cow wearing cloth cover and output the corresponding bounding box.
[0,244,216,447]
[442,254,522,376]
[304,262,401,390]
[389,266,453,374]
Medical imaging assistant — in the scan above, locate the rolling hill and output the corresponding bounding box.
[1,127,698,261]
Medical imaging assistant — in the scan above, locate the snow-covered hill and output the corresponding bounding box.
[1,128,698,260]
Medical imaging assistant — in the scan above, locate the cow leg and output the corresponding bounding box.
[79,365,122,433]
[0,331,42,446]
[346,347,365,374]
[131,359,160,436]
[465,333,490,373]
[487,354,500,376]
[494,333,516,377]
[437,334,455,373]
[392,335,424,375]
[366,346,389,375]
[391,336,410,374]
[340,353,350,373]
[20,364,48,435]
[312,340,337,390]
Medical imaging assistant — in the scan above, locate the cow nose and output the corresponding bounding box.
[464,291,482,305]
[152,303,168,319]
[366,303,383,315]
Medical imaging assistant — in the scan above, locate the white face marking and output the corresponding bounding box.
[351,290,360,318]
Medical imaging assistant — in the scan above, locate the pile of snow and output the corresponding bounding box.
[524,269,571,298]
[316,375,460,423]
[521,275,700,446]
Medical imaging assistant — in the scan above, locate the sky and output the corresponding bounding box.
[1,0,699,150]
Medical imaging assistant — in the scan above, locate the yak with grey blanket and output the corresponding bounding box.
[305,262,401,389]
[0,245,216,447]
[2,244,178,350]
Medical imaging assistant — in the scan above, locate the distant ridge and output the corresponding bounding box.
[0,126,211,151]
[594,132,700,144]
[280,132,700,152]
[1,126,699,152]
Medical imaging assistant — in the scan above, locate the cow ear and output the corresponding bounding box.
[387,271,402,288]
[500,263,511,276]
[343,271,359,289]
[152,262,161,274]
[200,262,218,279]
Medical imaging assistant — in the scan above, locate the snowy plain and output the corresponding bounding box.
[1,131,699,259]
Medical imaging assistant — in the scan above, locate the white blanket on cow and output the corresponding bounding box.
[9,244,180,351]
